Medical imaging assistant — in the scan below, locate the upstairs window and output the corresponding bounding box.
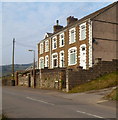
[80,23,86,40]
[68,47,77,66]
[69,27,76,44]
[40,42,44,54]
[45,40,49,52]
[59,33,64,47]
[52,36,57,50]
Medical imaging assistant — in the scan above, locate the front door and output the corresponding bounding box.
[80,44,86,69]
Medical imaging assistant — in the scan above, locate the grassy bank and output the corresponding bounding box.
[105,87,118,101]
[69,71,118,93]
[1,114,8,120]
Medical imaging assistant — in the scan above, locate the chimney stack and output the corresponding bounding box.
[53,20,63,33]
[67,16,78,25]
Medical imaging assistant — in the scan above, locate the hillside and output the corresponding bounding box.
[0,63,32,77]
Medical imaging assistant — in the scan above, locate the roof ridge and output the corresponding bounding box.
[38,2,117,43]
[90,1,118,20]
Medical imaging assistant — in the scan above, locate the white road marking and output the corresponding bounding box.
[26,97,55,106]
[77,110,104,118]
[97,100,109,104]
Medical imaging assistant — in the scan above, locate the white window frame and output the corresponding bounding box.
[68,47,77,66]
[45,55,49,67]
[39,57,44,69]
[52,36,57,50]
[59,33,65,47]
[69,27,76,44]
[52,53,58,68]
[79,22,86,40]
[40,42,44,54]
[59,50,64,67]
[45,40,49,52]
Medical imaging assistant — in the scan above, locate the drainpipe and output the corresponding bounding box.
[66,69,69,92]
[50,38,52,69]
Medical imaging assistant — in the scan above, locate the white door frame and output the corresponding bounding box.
[79,44,86,69]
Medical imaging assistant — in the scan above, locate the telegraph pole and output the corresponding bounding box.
[12,38,15,85]
[28,50,35,88]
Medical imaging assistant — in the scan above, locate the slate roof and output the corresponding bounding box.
[38,1,117,43]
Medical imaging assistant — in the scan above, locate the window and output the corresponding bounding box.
[52,53,58,68]
[45,40,49,52]
[80,23,86,40]
[52,36,57,50]
[68,47,77,65]
[45,55,49,67]
[40,42,44,54]
[69,27,76,44]
[60,51,64,67]
[59,33,64,47]
[39,57,44,69]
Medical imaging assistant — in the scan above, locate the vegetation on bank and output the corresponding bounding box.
[69,71,118,93]
[105,87,118,101]
[1,114,8,120]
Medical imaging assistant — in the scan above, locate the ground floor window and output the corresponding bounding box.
[52,53,58,68]
[60,51,64,67]
[39,57,44,69]
[45,55,49,68]
[68,47,77,66]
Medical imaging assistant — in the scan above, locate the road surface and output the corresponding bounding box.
[2,86,116,119]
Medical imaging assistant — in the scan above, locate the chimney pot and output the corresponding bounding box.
[56,20,59,25]
[53,20,63,33]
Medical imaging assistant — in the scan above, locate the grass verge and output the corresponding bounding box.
[105,87,118,101]
[69,71,118,93]
[1,114,8,120]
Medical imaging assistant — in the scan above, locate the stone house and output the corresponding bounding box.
[38,2,118,70]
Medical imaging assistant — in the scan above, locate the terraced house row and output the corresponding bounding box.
[38,2,118,70]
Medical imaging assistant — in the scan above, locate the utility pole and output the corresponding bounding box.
[12,38,15,86]
[33,50,35,87]
[28,50,35,88]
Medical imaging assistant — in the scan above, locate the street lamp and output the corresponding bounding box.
[28,49,35,88]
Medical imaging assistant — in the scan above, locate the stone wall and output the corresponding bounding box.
[18,74,28,86]
[16,59,118,91]
[17,68,66,90]
[67,59,118,90]
[2,77,12,86]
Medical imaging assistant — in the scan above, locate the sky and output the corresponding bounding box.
[1,1,114,65]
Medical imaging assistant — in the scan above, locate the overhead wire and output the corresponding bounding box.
[16,41,36,49]
[0,42,12,49]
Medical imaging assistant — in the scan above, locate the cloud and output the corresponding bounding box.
[1,0,116,2]
[2,2,111,65]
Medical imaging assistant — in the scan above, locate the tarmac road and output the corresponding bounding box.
[2,86,117,119]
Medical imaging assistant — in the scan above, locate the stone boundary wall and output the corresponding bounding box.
[18,75,29,86]
[2,77,11,86]
[68,59,118,90]
[36,68,66,89]
[16,59,118,91]
[17,68,66,90]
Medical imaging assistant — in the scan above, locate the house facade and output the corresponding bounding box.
[38,2,118,70]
